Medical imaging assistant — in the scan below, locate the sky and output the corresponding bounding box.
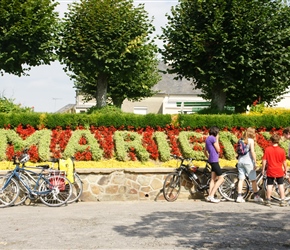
[0,0,178,113]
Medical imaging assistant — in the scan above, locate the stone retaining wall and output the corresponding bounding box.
[77,168,199,202]
[0,168,233,202]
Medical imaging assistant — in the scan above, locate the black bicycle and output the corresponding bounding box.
[163,155,212,202]
[219,165,290,202]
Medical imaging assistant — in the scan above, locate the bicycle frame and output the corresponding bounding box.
[10,164,53,198]
[163,155,211,201]
[245,170,265,192]
[0,173,17,192]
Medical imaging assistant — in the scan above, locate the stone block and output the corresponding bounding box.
[91,184,101,195]
[98,175,111,185]
[105,185,119,194]
[136,175,151,186]
[150,178,163,190]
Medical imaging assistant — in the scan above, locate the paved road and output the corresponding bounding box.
[0,200,289,250]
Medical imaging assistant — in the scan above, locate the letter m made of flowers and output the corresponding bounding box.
[0,129,51,161]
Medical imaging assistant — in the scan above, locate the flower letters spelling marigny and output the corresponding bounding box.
[0,129,288,162]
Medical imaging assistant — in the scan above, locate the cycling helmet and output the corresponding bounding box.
[19,154,30,164]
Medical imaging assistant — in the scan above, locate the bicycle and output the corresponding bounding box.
[50,157,83,204]
[219,164,290,202]
[0,150,73,207]
[0,173,20,208]
[163,155,212,202]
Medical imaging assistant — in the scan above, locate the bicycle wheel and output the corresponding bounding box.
[39,175,72,207]
[0,175,20,208]
[13,174,30,206]
[218,171,250,201]
[67,173,83,204]
[163,172,181,202]
[264,177,290,201]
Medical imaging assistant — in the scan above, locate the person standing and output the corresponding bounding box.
[262,134,288,207]
[204,126,224,203]
[236,127,263,203]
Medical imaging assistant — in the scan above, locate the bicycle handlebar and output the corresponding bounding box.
[49,158,59,163]
[170,154,194,161]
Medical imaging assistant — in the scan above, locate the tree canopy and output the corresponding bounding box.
[160,0,290,112]
[58,0,160,108]
[0,0,59,76]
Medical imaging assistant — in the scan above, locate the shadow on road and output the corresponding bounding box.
[113,208,290,249]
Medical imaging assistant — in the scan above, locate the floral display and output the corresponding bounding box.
[0,124,288,163]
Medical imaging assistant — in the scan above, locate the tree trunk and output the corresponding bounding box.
[211,87,226,111]
[111,95,124,108]
[95,73,108,108]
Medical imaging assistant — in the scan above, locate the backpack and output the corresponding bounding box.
[58,158,75,184]
[236,138,249,156]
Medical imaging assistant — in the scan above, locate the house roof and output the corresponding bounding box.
[153,61,202,95]
[55,104,75,113]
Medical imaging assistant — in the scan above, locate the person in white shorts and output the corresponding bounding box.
[236,127,263,203]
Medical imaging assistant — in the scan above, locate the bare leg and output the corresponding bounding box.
[209,175,224,197]
[237,179,244,194]
[208,172,217,196]
[266,184,272,200]
[278,184,285,200]
[251,180,259,193]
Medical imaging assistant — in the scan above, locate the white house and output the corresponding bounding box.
[58,62,290,114]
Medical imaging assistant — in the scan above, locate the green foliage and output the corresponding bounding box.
[250,103,266,113]
[7,113,40,128]
[92,113,172,128]
[63,130,103,160]
[126,114,171,128]
[219,131,238,160]
[87,105,123,115]
[197,107,235,115]
[160,0,290,113]
[154,132,171,162]
[0,96,34,113]
[0,112,290,131]
[93,113,127,128]
[58,0,160,108]
[113,131,149,161]
[0,129,51,160]
[0,0,59,76]
[178,131,206,160]
[178,113,290,130]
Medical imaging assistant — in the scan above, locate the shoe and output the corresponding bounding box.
[264,199,271,207]
[236,196,245,203]
[209,196,220,203]
[254,195,264,202]
[205,196,211,202]
[279,200,288,207]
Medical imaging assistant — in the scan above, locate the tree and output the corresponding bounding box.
[0,0,59,76]
[160,0,290,112]
[0,94,33,113]
[58,0,160,109]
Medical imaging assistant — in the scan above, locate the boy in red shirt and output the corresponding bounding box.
[262,134,288,207]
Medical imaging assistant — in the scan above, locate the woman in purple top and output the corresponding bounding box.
[204,126,224,203]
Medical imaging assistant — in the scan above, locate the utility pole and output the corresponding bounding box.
[52,98,62,112]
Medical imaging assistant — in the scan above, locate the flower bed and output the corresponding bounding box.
[0,125,288,167]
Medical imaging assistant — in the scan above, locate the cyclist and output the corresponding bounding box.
[204,126,224,203]
[236,127,263,203]
[262,134,288,207]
